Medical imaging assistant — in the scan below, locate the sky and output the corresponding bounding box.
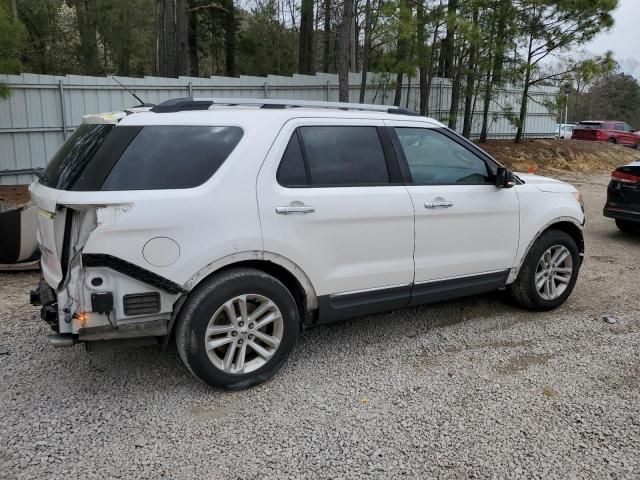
[585,0,640,73]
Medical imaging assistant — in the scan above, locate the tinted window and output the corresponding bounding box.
[395,127,491,184]
[277,133,308,187]
[41,124,114,190]
[299,126,390,186]
[101,126,243,190]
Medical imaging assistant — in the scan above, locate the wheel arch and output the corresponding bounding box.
[165,252,318,341]
[509,217,584,284]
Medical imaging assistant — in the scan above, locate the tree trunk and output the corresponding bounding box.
[298,0,315,74]
[223,0,236,76]
[10,0,17,19]
[448,71,461,129]
[72,0,100,75]
[338,0,354,101]
[162,0,177,76]
[438,0,457,78]
[480,0,508,142]
[359,0,372,103]
[322,0,331,73]
[416,0,428,115]
[462,7,479,138]
[393,0,410,106]
[479,70,493,143]
[188,1,200,77]
[515,34,534,143]
[176,0,189,75]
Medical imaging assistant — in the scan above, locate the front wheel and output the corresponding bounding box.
[508,230,581,311]
[176,268,299,389]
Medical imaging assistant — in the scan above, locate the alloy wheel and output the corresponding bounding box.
[204,294,284,374]
[535,245,574,301]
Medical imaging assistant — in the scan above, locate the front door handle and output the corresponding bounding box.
[276,205,316,215]
[424,201,453,209]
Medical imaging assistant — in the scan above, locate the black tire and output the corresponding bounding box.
[616,219,640,233]
[607,138,616,144]
[176,268,299,389]
[508,230,581,311]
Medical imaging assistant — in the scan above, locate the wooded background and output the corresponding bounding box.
[2,0,639,146]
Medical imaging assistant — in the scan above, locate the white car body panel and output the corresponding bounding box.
[408,183,520,282]
[257,118,415,296]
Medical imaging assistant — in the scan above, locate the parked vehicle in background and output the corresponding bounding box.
[571,121,640,148]
[555,123,576,140]
[604,160,640,233]
[29,98,586,389]
[0,202,40,271]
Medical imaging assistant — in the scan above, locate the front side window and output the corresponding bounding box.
[101,125,243,190]
[394,127,491,185]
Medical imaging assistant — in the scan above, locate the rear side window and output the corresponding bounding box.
[277,126,391,187]
[276,133,308,187]
[101,126,243,190]
[298,126,389,186]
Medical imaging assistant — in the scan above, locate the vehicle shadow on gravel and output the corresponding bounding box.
[58,292,518,393]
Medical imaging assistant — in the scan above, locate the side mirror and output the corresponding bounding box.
[496,167,516,188]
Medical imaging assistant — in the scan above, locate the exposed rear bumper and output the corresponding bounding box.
[604,206,640,223]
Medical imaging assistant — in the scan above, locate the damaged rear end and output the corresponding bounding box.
[29,110,184,349]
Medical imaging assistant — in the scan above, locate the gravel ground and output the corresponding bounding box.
[1,172,639,479]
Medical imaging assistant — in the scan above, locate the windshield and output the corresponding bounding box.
[40,124,115,190]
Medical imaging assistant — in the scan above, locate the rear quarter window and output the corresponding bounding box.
[41,123,115,190]
[101,125,244,190]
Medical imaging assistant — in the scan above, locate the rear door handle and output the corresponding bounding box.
[276,205,316,215]
[424,201,453,209]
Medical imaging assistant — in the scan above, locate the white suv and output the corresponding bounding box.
[29,98,585,389]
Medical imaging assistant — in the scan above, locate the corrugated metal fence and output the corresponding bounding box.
[0,72,559,185]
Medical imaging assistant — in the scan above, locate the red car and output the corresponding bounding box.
[571,121,640,148]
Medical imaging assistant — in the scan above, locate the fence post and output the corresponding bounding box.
[58,80,68,139]
[326,80,330,101]
[263,81,269,99]
[188,81,193,97]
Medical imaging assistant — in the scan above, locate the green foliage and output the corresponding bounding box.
[0,0,26,98]
[237,1,297,76]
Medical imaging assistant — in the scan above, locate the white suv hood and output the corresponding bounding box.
[515,173,577,193]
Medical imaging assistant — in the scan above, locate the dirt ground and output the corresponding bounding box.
[0,186,30,208]
[482,138,639,174]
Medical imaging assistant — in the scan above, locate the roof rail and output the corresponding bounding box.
[149,97,420,116]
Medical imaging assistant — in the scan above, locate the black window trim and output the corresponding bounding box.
[389,126,502,186]
[276,125,404,189]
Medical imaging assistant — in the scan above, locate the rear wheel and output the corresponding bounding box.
[508,230,580,311]
[607,138,617,144]
[176,268,299,389]
[616,219,640,233]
